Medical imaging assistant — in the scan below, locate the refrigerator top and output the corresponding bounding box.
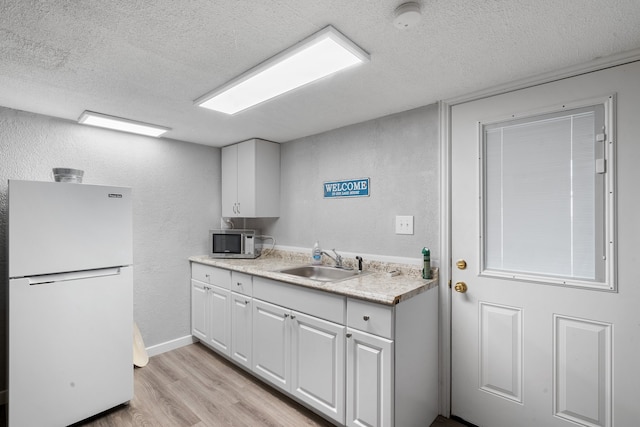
[8,180,133,278]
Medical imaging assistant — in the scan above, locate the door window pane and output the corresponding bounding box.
[482,105,608,286]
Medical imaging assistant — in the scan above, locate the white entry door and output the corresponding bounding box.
[450,61,640,427]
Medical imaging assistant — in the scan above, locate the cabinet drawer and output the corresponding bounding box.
[231,271,253,296]
[347,298,394,339]
[191,263,231,289]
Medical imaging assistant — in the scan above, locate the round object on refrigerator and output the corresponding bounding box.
[53,168,84,183]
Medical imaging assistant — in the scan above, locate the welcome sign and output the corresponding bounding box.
[323,178,370,198]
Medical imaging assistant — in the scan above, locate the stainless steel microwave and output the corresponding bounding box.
[209,229,259,259]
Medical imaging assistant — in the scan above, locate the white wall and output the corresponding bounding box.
[258,103,440,263]
[0,106,221,389]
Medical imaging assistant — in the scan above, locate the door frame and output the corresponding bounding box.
[437,49,640,417]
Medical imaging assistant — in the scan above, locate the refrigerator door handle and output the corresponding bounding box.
[28,267,123,285]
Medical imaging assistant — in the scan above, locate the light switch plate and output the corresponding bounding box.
[395,215,414,235]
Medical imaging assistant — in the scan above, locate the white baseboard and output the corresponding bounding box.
[145,335,196,358]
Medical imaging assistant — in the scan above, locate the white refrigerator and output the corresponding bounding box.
[8,179,134,426]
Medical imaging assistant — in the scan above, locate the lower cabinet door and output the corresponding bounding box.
[191,280,209,341]
[291,311,346,424]
[230,292,252,369]
[346,328,394,427]
[252,299,290,390]
[207,284,231,356]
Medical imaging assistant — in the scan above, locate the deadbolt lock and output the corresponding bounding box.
[454,282,468,293]
[456,260,467,270]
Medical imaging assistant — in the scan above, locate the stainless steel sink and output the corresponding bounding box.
[277,265,370,282]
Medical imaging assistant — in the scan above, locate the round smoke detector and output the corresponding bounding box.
[393,2,422,29]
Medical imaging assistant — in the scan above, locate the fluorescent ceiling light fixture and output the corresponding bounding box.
[195,25,370,115]
[77,111,170,137]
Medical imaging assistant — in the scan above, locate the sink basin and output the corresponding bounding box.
[277,265,370,282]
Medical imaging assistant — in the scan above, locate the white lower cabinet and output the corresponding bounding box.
[346,328,393,427]
[291,311,345,422]
[191,279,231,356]
[252,299,291,389]
[191,279,208,341]
[191,263,438,427]
[230,271,253,370]
[344,292,439,427]
[207,283,231,354]
[252,299,346,423]
[230,291,252,369]
[208,284,231,355]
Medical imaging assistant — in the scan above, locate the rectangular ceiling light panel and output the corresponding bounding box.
[195,26,370,115]
[78,111,170,137]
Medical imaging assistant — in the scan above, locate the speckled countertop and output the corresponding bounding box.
[189,250,438,306]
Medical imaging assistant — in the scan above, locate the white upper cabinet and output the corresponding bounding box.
[221,138,280,218]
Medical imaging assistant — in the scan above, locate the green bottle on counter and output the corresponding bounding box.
[422,247,432,279]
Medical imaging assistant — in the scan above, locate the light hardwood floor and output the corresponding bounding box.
[73,342,464,427]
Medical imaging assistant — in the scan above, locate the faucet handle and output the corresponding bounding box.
[331,249,343,267]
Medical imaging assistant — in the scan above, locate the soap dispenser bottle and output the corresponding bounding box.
[312,241,322,265]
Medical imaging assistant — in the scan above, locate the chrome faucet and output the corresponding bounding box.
[321,249,346,269]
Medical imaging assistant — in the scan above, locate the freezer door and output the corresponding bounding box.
[9,180,132,277]
[9,266,133,426]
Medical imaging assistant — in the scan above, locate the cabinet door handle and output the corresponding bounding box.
[363,315,370,321]
[290,315,296,319]
[346,333,352,338]
[236,282,242,287]
[284,314,289,318]
[236,203,240,214]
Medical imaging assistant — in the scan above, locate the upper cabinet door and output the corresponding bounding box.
[221,144,238,217]
[236,139,257,216]
[221,139,280,218]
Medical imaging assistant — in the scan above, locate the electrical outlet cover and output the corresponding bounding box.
[395,215,414,235]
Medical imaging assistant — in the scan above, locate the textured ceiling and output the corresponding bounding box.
[1,0,639,147]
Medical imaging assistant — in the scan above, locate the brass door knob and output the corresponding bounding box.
[454,282,468,293]
[456,260,467,270]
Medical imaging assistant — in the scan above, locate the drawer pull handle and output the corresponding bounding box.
[290,315,296,319]
[236,282,242,286]
[284,314,289,318]
[346,333,352,338]
[363,316,370,321]
[244,300,250,305]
